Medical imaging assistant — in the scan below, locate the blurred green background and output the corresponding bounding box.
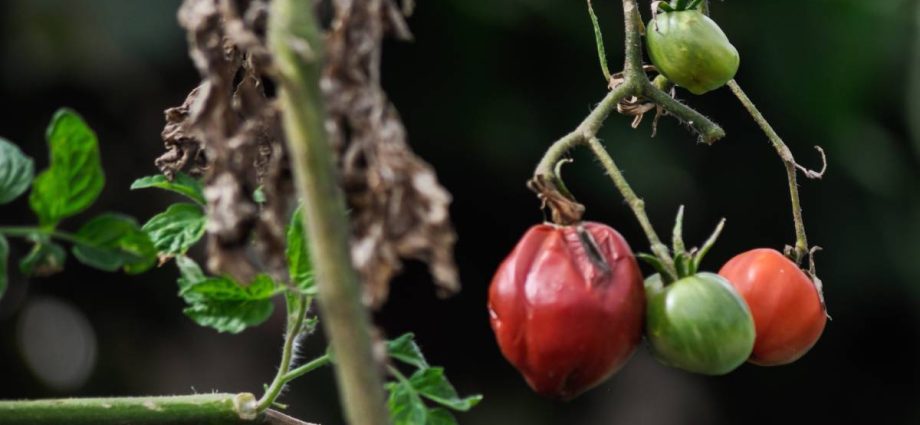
[1,0,918,424]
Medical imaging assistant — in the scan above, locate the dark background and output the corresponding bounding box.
[1,0,918,424]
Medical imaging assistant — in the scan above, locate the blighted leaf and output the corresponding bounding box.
[142,203,206,256]
[19,236,66,277]
[0,138,35,204]
[425,408,458,425]
[387,333,429,370]
[409,367,482,412]
[29,109,105,227]
[387,380,427,425]
[0,235,8,300]
[285,204,315,294]
[72,214,157,274]
[131,172,206,205]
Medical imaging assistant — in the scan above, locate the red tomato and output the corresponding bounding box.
[488,222,645,400]
[719,248,826,366]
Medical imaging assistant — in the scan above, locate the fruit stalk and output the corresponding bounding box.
[726,79,824,264]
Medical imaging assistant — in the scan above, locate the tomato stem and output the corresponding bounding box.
[726,79,824,266]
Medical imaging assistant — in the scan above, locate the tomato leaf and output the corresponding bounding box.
[142,203,206,257]
[19,235,66,277]
[386,380,428,425]
[0,138,35,204]
[131,172,206,205]
[72,214,157,274]
[408,367,482,412]
[175,256,278,333]
[0,235,9,301]
[285,204,315,295]
[28,109,105,228]
[387,333,430,370]
[425,408,458,425]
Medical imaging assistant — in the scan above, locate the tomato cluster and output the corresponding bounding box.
[489,223,826,399]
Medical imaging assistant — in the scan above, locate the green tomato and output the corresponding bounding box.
[645,272,755,375]
[646,10,739,95]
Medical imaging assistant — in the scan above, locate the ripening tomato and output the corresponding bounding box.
[646,10,740,95]
[719,248,827,366]
[645,272,755,375]
[488,222,645,400]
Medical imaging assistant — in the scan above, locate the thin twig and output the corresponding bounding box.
[726,79,823,264]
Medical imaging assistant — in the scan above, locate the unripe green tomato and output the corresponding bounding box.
[646,10,739,95]
[644,272,755,375]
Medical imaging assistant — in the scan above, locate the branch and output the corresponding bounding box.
[0,394,316,425]
[268,1,390,425]
[726,79,824,263]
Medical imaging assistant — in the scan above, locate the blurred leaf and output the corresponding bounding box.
[19,235,66,277]
[388,333,429,370]
[387,380,428,425]
[285,204,315,294]
[409,367,482,412]
[175,256,278,333]
[72,213,156,274]
[425,408,458,425]
[0,138,35,204]
[28,109,105,227]
[142,203,206,256]
[253,186,266,204]
[0,235,8,300]
[131,172,205,205]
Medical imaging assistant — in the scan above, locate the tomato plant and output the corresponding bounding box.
[645,272,755,375]
[719,248,827,366]
[646,5,739,95]
[488,222,645,400]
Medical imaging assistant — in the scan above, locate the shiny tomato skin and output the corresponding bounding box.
[645,272,755,375]
[488,222,645,400]
[646,10,739,95]
[719,248,827,366]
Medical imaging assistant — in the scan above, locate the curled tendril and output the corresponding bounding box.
[796,146,828,179]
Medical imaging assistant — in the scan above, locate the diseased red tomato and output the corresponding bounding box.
[488,222,645,400]
[719,248,827,366]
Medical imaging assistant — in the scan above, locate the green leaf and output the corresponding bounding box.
[183,301,274,334]
[409,367,482,412]
[142,203,206,256]
[0,235,8,300]
[285,204,315,294]
[426,408,458,425]
[388,333,430,370]
[253,186,266,204]
[72,213,157,274]
[387,380,428,425]
[29,109,105,227]
[0,138,35,204]
[175,256,278,333]
[19,236,66,277]
[130,172,205,205]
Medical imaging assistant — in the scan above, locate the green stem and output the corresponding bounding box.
[283,353,333,382]
[257,295,309,411]
[0,393,277,425]
[726,79,811,263]
[0,226,85,245]
[586,138,678,281]
[268,1,390,424]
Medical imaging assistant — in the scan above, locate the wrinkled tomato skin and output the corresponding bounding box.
[488,222,645,400]
[719,248,827,366]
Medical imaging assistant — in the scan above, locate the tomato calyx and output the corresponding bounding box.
[655,0,704,13]
[638,205,726,285]
[528,162,586,226]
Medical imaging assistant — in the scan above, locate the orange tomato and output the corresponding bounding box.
[719,248,827,366]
